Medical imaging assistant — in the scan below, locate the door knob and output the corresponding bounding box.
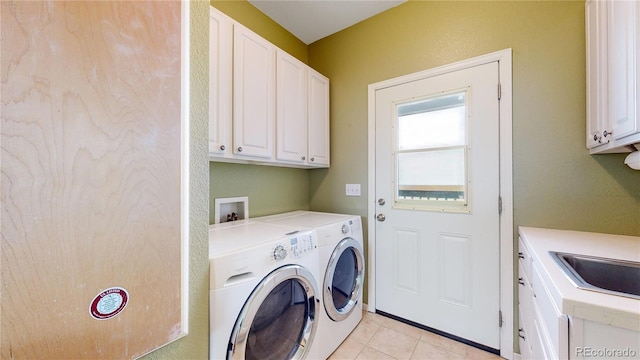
[376,213,386,222]
[378,198,386,206]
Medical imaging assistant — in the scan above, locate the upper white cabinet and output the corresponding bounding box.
[276,50,308,164]
[607,1,638,141]
[586,0,640,153]
[209,7,233,158]
[209,6,330,168]
[307,69,330,167]
[276,50,331,167]
[233,23,276,160]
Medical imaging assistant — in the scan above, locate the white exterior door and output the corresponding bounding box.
[374,61,501,349]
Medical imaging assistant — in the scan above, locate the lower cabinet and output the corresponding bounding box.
[569,319,640,360]
[518,237,569,360]
[518,235,640,360]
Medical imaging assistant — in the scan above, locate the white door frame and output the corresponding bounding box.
[367,49,513,359]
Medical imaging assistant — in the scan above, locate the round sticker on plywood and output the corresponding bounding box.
[89,287,129,320]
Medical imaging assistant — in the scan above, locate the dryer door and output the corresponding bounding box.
[228,264,318,360]
[323,237,365,321]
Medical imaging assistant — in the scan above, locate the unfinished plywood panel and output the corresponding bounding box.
[1,1,185,358]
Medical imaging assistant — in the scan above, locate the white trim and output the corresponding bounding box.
[367,49,513,359]
[180,0,191,337]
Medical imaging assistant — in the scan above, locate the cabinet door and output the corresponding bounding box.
[609,0,638,141]
[308,69,330,167]
[276,50,308,164]
[233,24,276,159]
[586,0,611,148]
[209,6,233,157]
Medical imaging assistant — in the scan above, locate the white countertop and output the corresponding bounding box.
[519,227,640,332]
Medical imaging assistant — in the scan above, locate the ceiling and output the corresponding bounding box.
[248,0,407,45]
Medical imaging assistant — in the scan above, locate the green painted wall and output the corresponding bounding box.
[210,162,310,222]
[307,0,639,351]
[209,1,311,222]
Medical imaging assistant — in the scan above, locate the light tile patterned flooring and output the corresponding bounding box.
[327,311,504,360]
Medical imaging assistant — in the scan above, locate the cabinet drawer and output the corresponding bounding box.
[518,237,533,280]
[518,261,534,339]
[532,263,569,359]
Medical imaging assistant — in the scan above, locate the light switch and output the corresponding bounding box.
[346,184,361,196]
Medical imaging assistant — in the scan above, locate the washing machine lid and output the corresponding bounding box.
[258,211,355,229]
[209,222,301,258]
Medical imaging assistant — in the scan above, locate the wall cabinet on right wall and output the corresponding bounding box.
[586,0,640,154]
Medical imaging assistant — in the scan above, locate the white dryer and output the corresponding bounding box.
[209,221,321,360]
[255,211,365,360]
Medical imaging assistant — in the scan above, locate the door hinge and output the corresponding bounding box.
[499,310,503,328]
[498,196,503,215]
[498,83,502,100]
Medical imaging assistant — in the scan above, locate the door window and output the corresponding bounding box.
[394,90,469,212]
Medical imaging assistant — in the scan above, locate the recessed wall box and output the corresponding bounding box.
[214,196,249,223]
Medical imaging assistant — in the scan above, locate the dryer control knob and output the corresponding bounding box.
[341,224,349,234]
[273,244,287,261]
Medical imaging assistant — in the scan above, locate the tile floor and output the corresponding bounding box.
[327,311,504,360]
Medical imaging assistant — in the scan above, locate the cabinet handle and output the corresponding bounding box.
[594,130,613,143]
[518,277,525,286]
[310,157,315,162]
[220,145,225,151]
[518,328,526,340]
[302,156,306,161]
[237,147,243,152]
[518,252,524,259]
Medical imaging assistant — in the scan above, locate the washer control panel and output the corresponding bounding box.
[342,220,358,236]
[287,231,316,259]
[272,244,287,261]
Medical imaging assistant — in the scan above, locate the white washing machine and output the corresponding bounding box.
[209,221,321,360]
[255,211,365,360]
